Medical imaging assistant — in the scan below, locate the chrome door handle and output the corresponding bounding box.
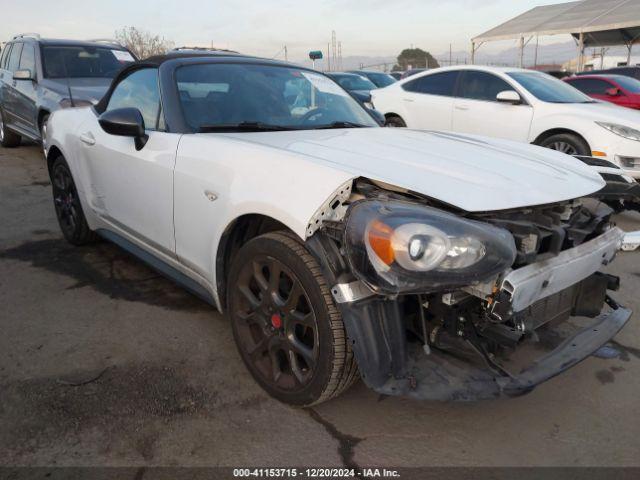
[80,132,95,146]
[455,105,469,111]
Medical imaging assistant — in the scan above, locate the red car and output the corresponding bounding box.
[563,74,640,109]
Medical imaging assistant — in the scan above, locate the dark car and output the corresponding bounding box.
[325,72,377,105]
[389,72,403,80]
[347,70,396,88]
[576,66,640,81]
[400,68,426,79]
[564,74,640,109]
[0,34,136,148]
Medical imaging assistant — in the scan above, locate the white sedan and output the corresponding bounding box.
[372,65,640,178]
[45,53,630,405]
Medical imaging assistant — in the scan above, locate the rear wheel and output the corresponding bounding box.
[50,155,97,245]
[385,115,406,128]
[0,108,21,148]
[538,133,590,157]
[227,232,359,406]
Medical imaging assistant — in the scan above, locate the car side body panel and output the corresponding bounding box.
[173,133,355,306]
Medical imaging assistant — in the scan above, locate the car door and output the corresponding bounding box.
[12,42,38,137]
[399,70,459,130]
[2,43,23,127]
[78,67,180,256]
[567,78,618,104]
[0,43,13,107]
[452,70,533,142]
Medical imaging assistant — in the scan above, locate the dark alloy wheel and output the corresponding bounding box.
[228,232,359,406]
[51,156,97,245]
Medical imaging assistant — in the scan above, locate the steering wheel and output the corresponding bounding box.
[299,108,331,125]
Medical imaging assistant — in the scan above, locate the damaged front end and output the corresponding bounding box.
[307,179,632,401]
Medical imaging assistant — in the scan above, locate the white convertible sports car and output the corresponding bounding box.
[45,51,631,406]
[371,65,640,179]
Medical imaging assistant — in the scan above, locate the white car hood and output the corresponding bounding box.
[216,128,604,212]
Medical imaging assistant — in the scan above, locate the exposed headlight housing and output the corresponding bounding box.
[344,200,517,294]
[596,122,640,142]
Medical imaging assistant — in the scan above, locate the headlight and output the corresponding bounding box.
[596,122,640,141]
[344,200,516,294]
[59,98,94,109]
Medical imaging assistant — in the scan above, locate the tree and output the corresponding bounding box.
[115,26,174,60]
[394,48,440,71]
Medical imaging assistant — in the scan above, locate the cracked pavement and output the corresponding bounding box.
[1,145,640,468]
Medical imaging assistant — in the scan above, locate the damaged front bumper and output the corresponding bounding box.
[308,226,632,402]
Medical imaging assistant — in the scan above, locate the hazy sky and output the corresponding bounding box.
[0,0,575,62]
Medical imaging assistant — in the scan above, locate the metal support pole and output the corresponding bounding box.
[533,36,539,68]
[628,43,633,66]
[471,41,475,65]
[577,32,585,72]
[519,36,524,68]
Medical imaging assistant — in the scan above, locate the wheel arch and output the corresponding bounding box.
[385,112,404,121]
[215,213,295,311]
[532,128,591,152]
[37,108,50,129]
[46,144,63,174]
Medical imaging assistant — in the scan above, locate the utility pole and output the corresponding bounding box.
[533,36,539,68]
[338,41,342,70]
[331,31,337,72]
[449,43,452,66]
[327,43,331,71]
[284,45,288,62]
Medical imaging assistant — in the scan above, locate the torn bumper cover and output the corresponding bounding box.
[340,295,630,401]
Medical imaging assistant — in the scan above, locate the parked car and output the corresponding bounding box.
[563,74,640,109]
[576,66,640,81]
[389,72,403,80]
[325,72,377,105]
[372,65,640,178]
[400,68,426,79]
[347,70,396,88]
[46,52,630,406]
[0,34,136,148]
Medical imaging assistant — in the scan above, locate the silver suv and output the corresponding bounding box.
[0,34,136,148]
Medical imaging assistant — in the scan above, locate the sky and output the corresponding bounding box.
[0,0,577,64]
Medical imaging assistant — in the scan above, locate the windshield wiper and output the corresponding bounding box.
[312,121,369,130]
[198,122,295,132]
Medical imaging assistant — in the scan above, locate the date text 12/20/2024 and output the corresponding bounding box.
[233,468,401,478]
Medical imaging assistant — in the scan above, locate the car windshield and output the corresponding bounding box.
[42,46,135,79]
[176,63,379,132]
[508,71,595,103]
[329,74,377,91]
[361,72,396,88]
[612,75,640,93]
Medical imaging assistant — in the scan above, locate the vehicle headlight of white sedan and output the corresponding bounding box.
[44,53,631,406]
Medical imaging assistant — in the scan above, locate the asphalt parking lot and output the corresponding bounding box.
[1,144,640,469]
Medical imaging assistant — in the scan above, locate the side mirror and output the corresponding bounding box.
[13,69,34,81]
[98,108,148,150]
[496,90,522,104]
[368,108,385,126]
[605,87,621,96]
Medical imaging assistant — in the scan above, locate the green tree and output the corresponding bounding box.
[394,48,440,70]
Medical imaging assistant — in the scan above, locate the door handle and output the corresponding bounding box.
[79,132,96,146]
[402,98,415,102]
[455,105,469,111]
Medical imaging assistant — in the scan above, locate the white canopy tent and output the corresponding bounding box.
[472,0,640,71]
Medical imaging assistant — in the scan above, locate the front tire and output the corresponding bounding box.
[50,155,97,245]
[385,115,406,128]
[538,133,590,157]
[227,232,359,406]
[0,108,21,148]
